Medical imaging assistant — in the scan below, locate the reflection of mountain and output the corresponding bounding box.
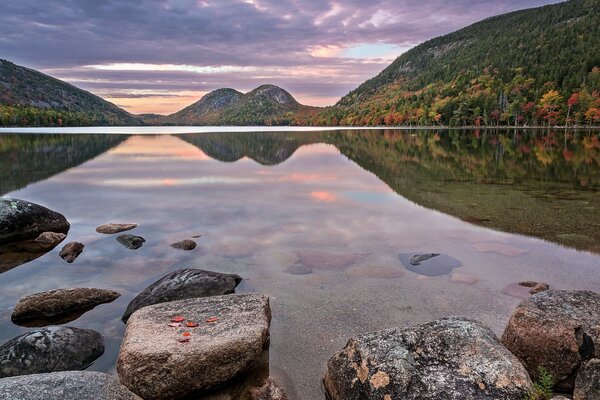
[179,131,320,166]
[0,134,126,195]
[182,129,600,252]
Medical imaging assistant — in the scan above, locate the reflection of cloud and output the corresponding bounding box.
[310,191,337,202]
[88,177,258,187]
[109,135,211,160]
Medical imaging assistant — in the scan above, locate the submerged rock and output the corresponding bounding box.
[96,223,137,234]
[11,288,121,326]
[116,234,145,250]
[59,242,85,263]
[324,317,532,400]
[285,264,313,275]
[296,250,364,271]
[0,327,104,378]
[502,290,600,391]
[117,294,271,399]
[502,281,550,299]
[0,233,66,274]
[170,239,197,250]
[0,371,142,400]
[0,198,70,244]
[121,268,242,322]
[399,253,461,276]
[574,358,600,400]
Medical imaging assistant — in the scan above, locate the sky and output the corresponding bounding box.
[0,0,559,115]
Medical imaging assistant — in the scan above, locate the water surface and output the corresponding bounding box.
[0,128,599,399]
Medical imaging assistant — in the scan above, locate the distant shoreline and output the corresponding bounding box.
[0,125,598,135]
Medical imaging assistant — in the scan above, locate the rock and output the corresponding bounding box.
[22,232,66,252]
[170,239,197,250]
[501,290,600,391]
[0,233,65,274]
[117,294,271,400]
[574,358,600,400]
[0,327,104,378]
[122,268,242,322]
[59,242,85,263]
[0,199,70,244]
[472,242,527,257]
[345,265,404,279]
[116,234,145,250]
[96,223,137,234]
[11,288,121,326]
[449,271,479,285]
[324,317,532,400]
[0,371,142,399]
[530,282,550,294]
[285,264,313,275]
[296,250,364,271]
[249,378,289,400]
[399,253,461,276]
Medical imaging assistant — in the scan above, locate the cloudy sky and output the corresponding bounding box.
[1,0,559,114]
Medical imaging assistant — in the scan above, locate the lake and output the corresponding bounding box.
[1,128,599,399]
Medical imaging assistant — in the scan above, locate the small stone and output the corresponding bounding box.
[399,253,461,276]
[450,271,479,285]
[530,282,550,294]
[18,232,66,253]
[96,223,138,234]
[170,239,197,250]
[116,234,145,250]
[59,242,85,263]
[0,327,104,378]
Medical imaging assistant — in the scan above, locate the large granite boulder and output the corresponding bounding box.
[574,358,600,400]
[0,199,69,244]
[324,317,532,400]
[501,290,600,391]
[0,327,104,378]
[0,371,141,400]
[12,288,121,326]
[118,294,271,400]
[121,268,242,322]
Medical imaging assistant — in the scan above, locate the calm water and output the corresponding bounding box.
[1,128,599,399]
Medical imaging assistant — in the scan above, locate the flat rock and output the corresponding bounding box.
[116,234,145,250]
[117,294,271,400]
[59,242,85,263]
[1,233,65,274]
[324,317,532,400]
[450,271,479,285]
[472,242,527,257]
[0,199,70,244]
[96,223,137,234]
[501,290,600,391]
[0,371,141,400]
[296,250,363,271]
[399,253,461,276]
[122,268,242,322]
[574,358,600,400]
[23,232,66,252]
[345,265,404,279]
[170,239,197,250]
[12,288,121,326]
[501,281,550,299]
[0,327,104,378]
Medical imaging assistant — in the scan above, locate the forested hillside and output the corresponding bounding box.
[311,0,600,127]
[0,59,140,126]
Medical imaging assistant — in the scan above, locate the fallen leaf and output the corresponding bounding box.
[206,316,218,323]
[171,316,185,323]
[168,323,181,328]
[186,321,199,327]
[177,338,190,343]
[182,332,191,337]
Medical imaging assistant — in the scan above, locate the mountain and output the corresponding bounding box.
[0,59,140,126]
[313,0,600,127]
[162,84,319,126]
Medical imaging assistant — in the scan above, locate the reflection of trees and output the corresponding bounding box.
[327,129,600,253]
[179,131,320,165]
[0,134,126,195]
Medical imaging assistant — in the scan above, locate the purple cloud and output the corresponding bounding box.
[0,0,560,113]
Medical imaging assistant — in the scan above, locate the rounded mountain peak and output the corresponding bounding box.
[247,85,298,106]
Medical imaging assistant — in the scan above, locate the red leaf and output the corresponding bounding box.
[168,323,181,328]
[206,316,218,323]
[182,332,191,337]
[186,321,199,328]
[171,316,185,323]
